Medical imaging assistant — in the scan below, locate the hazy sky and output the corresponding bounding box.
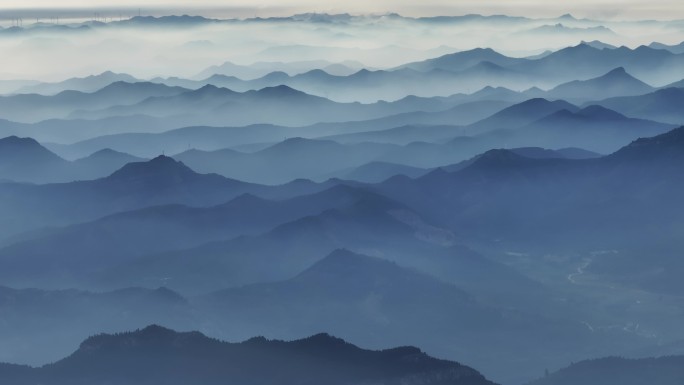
[0,0,683,20]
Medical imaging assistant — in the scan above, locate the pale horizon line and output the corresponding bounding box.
[0,8,683,23]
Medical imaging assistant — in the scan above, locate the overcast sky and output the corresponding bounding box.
[0,0,682,20]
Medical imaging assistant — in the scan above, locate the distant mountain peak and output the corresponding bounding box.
[468,60,507,71]
[107,155,198,181]
[79,324,201,351]
[581,40,617,50]
[570,42,601,51]
[577,105,627,120]
[296,249,404,282]
[0,135,39,146]
[607,66,627,75]
[80,148,139,160]
[475,148,528,164]
[195,84,221,92]
[513,98,577,112]
[294,332,350,349]
[0,135,65,164]
[185,84,238,98]
[592,66,648,84]
[256,84,311,98]
[139,323,176,336]
[261,71,290,81]
[548,66,653,99]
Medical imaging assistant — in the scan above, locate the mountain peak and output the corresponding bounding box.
[0,135,40,147]
[187,84,235,98]
[261,71,290,80]
[78,148,141,162]
[139,324,176,337]
[548,66,653,99]
[255,84,312,99]
[509,98,577,113]
[577,105,627,120]
[607,66,627,75]
[296,249,404,283]
[293,332,350,349]
[79,324,202,352]
[106,155,198,181]
[0,135,65,164]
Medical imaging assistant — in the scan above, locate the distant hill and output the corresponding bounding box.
[0,81,188,123]
[545,67,654,101]
[581,40,617,50]
[468,98,579,133]
[16,71,140,95]
[378,126,684,251]
[527,356,684,385]
[0,155,331,241]
[0,325,496,385]
[521,24,615,36]
[0,136,70,182]
[590,87,684,124]
[173,138,399,184]
[398,47,527,72]
[0,185,380,286]
[0,136,154,183]
[649,41,684,54]
[327,161,429,183]
[510,43,684,87]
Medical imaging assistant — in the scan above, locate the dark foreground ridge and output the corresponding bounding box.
[0,325,497,385]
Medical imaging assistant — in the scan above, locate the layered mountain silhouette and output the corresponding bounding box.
[66,84,374,125]
[0,81,188,123]
[509,43,684,86]
[0,185,384,286]
[519,24,615,37]
[591,87,684,124]
[649,41,684,54]
[324,161,429,183]
[173,137,399,184]
[0,155,330,240]
[0,136,70,182]
[467,98,579,133]
[378,126,684,251]
[72,148,145,178]
[50,100,512,159]
[16,71,140,95]
[399,48,528,72]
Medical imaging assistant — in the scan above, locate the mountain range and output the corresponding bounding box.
[0,155,332,240]
[0,136,143,183]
